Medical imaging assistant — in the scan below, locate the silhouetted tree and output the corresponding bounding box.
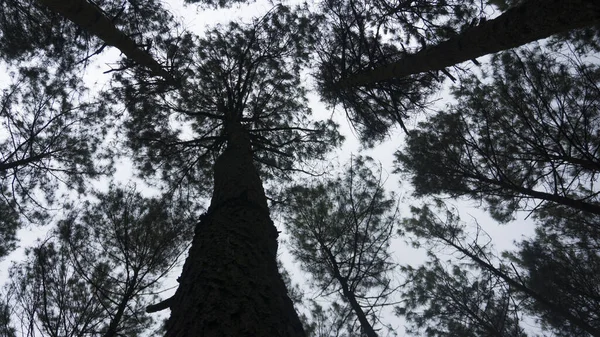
[282,156,399,337]
[316,0,600,140]
[109,6,342,336]
[402,202,600,336]
[7,185,196,337]
[396,45,600,222]
[337,0,600,87]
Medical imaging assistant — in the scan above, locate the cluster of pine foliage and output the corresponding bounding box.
[0,0,599,336]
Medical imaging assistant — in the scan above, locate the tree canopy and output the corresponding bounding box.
[282,156,399,337]
[1,0,600,336]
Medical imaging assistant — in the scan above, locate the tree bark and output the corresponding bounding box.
[37,0,174,83]
[341,0,600,87]
[164,120,305,336]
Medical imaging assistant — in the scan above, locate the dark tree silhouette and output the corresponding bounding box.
[401,202,600,337]
[316,0,600,140]
[338,0,600,87]
[109,6,342,336]
[6,185,196,337]
[395,45,600,222]
[315,0,476,141]
[282,156,399,337]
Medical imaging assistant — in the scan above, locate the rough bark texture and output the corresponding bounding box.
[37,0,174,82]
[164,121,306,336]
[342,0,600,87]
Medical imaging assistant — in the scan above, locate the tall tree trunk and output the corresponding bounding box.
[37,0,174,82]
[164,120,305,336]
[341,0,600,87]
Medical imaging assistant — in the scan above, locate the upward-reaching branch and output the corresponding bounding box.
[341,0,600,87]
[37,0,175,83]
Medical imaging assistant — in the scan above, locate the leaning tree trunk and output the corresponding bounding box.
[468,173,600,216]
[341,0,600,87]
[444,238,600,337]
[164,120,306,336]
[320,240,378,337]
[37,0,173,82]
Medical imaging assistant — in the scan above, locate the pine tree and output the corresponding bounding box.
[395,45,600,223]
[6,185,196,337]
[401,203,600,336]
[106,6,342,335]
[2,1,344,334]
[338,0,600,87]
[315,0,483,140]
[282,156,399,337]
[316,0,600,139]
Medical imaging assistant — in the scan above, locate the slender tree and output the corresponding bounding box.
[7,185,196,337]
[402,203,600,337]
[395,45,600,222]
[282,156,399,337]
[398,255,528,337]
